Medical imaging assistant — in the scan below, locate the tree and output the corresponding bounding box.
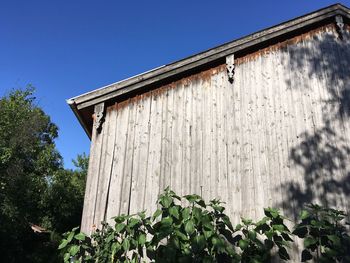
[43,153,88,234]
[0,86,62,261]
[0,87,87,262]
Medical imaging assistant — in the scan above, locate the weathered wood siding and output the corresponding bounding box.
[82,24,350,246]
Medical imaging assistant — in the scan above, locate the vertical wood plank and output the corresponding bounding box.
[106,103,130,221]
[120,101,137,215]
[93,108,117,226]
[171,83,184,195]
[129,95,152,214]
[81,115,105,234]
[202,76,212,202]
[210,74,219,200]
[163,87,174,191]
[144,91,163,214]
[190,78,200,196]
[182,81,192,197]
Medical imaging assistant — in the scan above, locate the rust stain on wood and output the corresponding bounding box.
[236,24,338,65]
[106,64,226,112]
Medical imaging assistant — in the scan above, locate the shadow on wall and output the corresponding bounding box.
[280,27,350,218]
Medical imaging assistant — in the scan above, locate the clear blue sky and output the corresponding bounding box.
[1,0,349,168]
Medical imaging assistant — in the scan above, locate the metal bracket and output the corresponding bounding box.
[226,54,235,83]
[93,102,105,133]
[335,15,344,39]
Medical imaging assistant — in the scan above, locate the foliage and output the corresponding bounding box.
[43,153,88,233]
[293,204,350,262]
[59,188,292,263]
[0,87,88,262]
[236,207,293,262]
[0,86,62,262]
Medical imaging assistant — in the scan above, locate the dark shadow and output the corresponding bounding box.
[279,27,350,217]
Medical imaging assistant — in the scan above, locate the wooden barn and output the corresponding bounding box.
[68,3,350,243]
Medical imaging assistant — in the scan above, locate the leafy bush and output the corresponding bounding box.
[59,188,350,262]
[293,204,350,262]
[59,188,293,262]
[236,208,292,262]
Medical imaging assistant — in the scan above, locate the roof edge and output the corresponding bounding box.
[68,3,350,138]
[67,99,92,138]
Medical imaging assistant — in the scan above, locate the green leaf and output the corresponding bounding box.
[192,207,202,220]
[242,218,252,226]
[138,211,146,219]
[58,239,69,250]
[203,222,214,231]
[256,216,269,226]
[225,244,236,256]
[212,204,225,213]
[138,233,146,246]
[193,235,206,251]
[106,233,115,243]
[304,237,317,248]
[129,218,140,228]
[169,206,180,219]
[203,229,213,239]
[63,252,70,262]
[115,223,126,233]
[264,207,279,218]
[114,214,128,224]
[67,231,75,243]
[71,226,79,233]
[235,224,243,231]
[239,239,249,250]
[327,235,341,246]
[161,216,173,227]
[152,209,162,220]
[300,210,310,220]
[248,230,257,240]
[184,194,200,203]
[74,232,86,241]
[211,236,219,246]
[182,208,191,221]
[122,238,130,251]
[111,242,121,254]
[310,219,321,227]
[160,195,173,208]
[175,230,188,241]
[69,245,80,256]
[272,224,285,232]
[185,220,195,235]
[265,229,274,240]
[83,255,92,261]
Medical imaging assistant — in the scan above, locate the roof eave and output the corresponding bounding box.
[67,99,93,138]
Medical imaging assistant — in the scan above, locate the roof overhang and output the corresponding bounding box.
[67,3,350,139]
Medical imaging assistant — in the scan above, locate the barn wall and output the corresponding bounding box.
[81,25,350,242]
